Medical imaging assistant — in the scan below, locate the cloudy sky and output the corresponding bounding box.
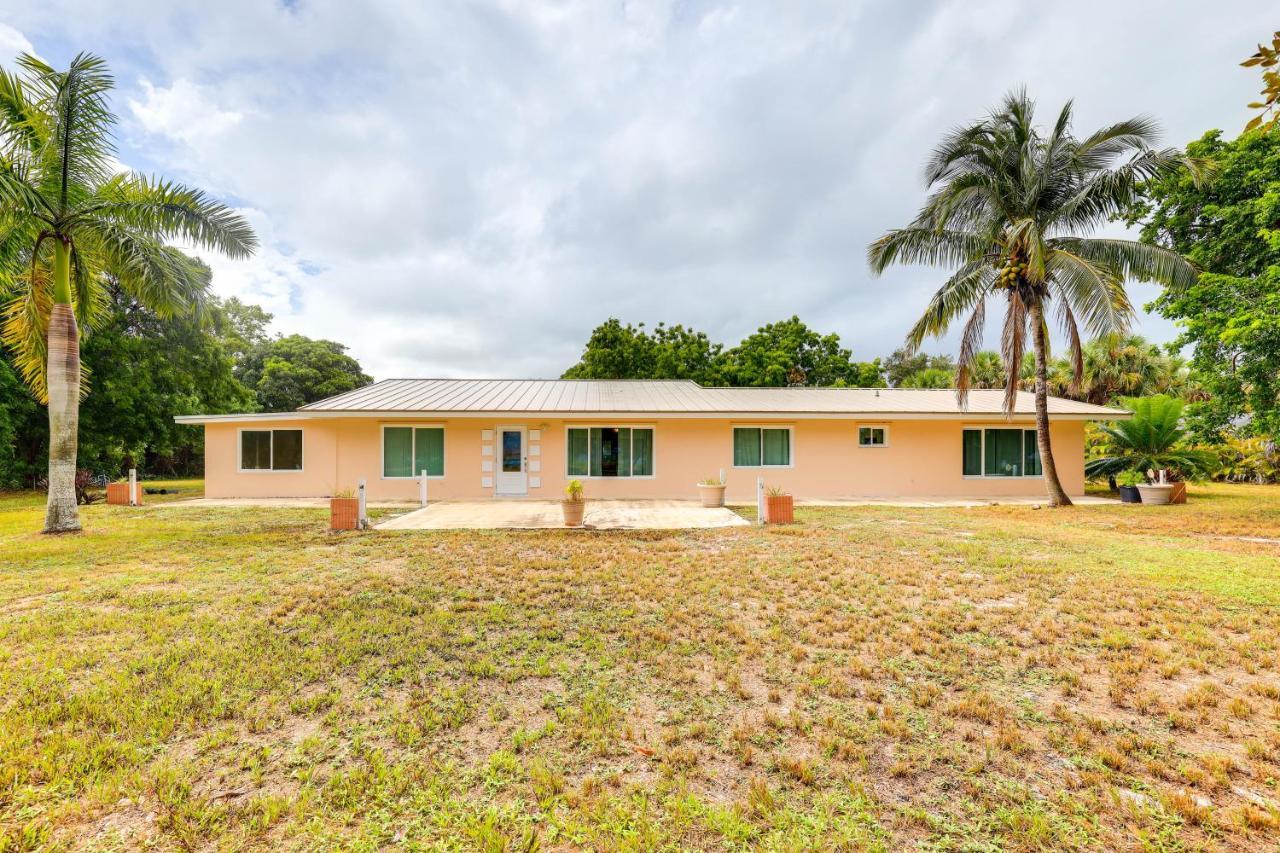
[0,2,1272,379]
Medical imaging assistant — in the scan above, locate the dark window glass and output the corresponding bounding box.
[733,428,761,466]
[272,430,303,471]
[241,430,272,470]
[501,430,522,473]
[1023,430,1042,477]
[984,429,1024,476]
[631,429,653,476]
[962,430,983,476]
[567,428,589,476]
[383,427,413,477]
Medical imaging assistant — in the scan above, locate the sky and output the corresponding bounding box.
[0,2,1272,380]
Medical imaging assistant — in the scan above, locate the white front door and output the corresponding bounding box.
[495,426,527,495]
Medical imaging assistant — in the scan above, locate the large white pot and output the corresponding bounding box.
[697,483,726,508]
[1136,484,1174,506]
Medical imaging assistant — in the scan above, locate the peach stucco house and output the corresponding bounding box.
[176,379,1126,502]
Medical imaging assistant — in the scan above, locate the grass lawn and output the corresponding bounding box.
[2,482,1279,850]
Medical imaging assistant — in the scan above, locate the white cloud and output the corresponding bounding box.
[0,22,35,64]
[0,2,1272,380]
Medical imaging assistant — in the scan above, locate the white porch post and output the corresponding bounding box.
[128,467,138,506]
[358,479,368,529]
[756,476,765,526]
[419,469,428,507]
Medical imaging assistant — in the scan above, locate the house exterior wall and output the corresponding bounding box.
[202,416,1086,500]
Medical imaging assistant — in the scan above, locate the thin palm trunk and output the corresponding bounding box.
[44,239,81,533]
[1030,302,1072,507]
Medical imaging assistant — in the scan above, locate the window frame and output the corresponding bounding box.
[237,427,305,473]
[564,424,657,479]
[961,426,1042,478]
[857,424,890,448]
[380,423,447,479]
[730,424,795,469]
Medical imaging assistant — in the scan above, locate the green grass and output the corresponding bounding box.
[1,482,1279,849]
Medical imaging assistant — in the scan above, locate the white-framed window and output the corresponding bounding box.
[566,426,654,477]
[239,428,303,472]
[382,424,445,478]
[962,427,1042,478]
[732,425,793,467]
[858,425,889,447]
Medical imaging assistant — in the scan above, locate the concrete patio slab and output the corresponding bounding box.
[375,499,750,530]
[161,498,418,509]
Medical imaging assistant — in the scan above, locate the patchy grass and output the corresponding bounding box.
[1,482,1279,849]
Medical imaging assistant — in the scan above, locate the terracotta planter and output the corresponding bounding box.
[1136,484,1174,506]
[1118,485,1141,504]
[1169,481,1187,504]
[697,484,726,508]
[765,494,794,524]
[562,499,585,527]
[106,482,142,506]
[330,497,360,531]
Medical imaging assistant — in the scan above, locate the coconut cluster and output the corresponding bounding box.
[996,257,1027,288]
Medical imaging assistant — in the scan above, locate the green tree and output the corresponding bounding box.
[1243,31,1280,133]
[716,316,883,387]
[968,350,1006,389]
[880,347,955,387]
[77,281,256,475]
[237,334,372,412]
[869,91,1197,506]
[1131,129,1280,438]
[562,319,722,383]
[0,53,255,531]
[217,295,272,367]
[898,367,953,389]
[1084,395,1217,481]
[0,354,41,487]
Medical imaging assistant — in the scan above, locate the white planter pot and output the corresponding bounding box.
[1136,484,1174,506]
[697,484,726,508]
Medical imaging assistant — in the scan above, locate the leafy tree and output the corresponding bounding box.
[562,319,722,383]
[237,334,372,412]
[1131,129,1280,438]
[1243,31,1280,133]
[967,350,1007,389]
[217,295,272,366]
[0,53,255,531]
[77,281,256,475]
[716,317,882,387]
[880,347,955,387]
[869,91,1196,506]
[1084,395,1217,481]
[0,354,41,487]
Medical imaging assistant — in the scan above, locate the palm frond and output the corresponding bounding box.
[82,223,213,318]
[999,293,1029,415]
[1044,247,1134,338]
[1053,237,1198,291]
[867,228,991,273]
[904,261,993,352]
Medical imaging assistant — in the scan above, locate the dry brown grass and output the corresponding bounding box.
[0,482,1278,849]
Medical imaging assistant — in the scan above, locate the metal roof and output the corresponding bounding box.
[233,378,1129,419]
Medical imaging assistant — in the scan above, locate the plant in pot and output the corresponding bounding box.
[562,479,585,527]
[330,488,361,531]
[697,476,726,508]
[765,485,794,524]
[1084,395,1217,503]
[1115,470,1143,504]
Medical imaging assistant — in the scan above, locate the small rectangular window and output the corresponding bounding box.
[858,426,887,447]
[733,427,791,467]
[240,429,302,471]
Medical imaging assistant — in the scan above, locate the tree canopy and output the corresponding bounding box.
[236,334,372,412]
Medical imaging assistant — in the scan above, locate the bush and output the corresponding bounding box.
[1209,437,1280,484]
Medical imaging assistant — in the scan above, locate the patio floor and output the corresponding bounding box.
[375,499,751,530]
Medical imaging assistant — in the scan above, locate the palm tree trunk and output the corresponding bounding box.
[44,239,81,533]
[1031,302,1072,507]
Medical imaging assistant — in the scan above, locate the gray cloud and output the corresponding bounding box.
[1,0,1271,380]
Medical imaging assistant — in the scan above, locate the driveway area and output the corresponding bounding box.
[375,499,750,530]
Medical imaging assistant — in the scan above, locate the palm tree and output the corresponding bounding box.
[868,91,1198,506]
[0,53,256,532]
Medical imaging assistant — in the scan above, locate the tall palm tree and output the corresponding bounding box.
[868,91,1198,506]
[0,53,256,532]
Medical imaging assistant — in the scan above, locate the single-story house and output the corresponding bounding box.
[175,379,1127,501]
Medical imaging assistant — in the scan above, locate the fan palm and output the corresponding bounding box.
[0,53,256,532]
[868,91,1198,506]
[1084,395,1216,481]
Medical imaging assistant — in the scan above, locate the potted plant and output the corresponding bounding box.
[1116,470,1143,504]
[1136,471,1176,506]
[765,485,794,524]
[697,476,726,508]
[330,488,361,531]
[106,478,141,506]
[562,479,585,527]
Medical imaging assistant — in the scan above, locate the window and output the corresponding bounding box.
[566,427,654,477]
[858,426,888,447]
[383,426,445,478]
[239,429,303,471]
[733,427,791,467]
[962,428,1041,477]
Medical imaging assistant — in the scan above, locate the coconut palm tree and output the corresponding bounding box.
[868,91,1198,506]
[0,53,256,532]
